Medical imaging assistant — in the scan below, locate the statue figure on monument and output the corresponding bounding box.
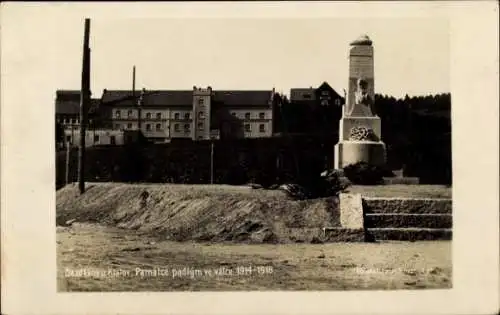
[345,77,374,117]
[354,78,371,106]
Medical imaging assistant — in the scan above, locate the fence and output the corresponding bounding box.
[55,134,452,190]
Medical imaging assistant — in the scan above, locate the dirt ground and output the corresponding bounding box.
[57,223,452,291]
[56,183,452,243]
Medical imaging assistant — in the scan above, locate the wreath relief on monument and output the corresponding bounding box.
[349,126,379,141]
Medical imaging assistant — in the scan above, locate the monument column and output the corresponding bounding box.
[334,34,386,169]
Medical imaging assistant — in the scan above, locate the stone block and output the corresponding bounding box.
[339,193,364,229]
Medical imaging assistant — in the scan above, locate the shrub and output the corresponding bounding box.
[320,170,350,197]
[343,162,387,185]
[279,171,349,200]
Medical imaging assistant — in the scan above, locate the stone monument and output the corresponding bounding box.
[334,34,386,169]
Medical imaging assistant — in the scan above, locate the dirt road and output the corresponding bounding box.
[57,223,452,291]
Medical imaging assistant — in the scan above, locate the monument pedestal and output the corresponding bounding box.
[334,140,386,169]
[334,114,386,169]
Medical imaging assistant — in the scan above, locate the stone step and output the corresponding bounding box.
[285,227,366,243]
[364,213,452,229]
[363,197,452,214]
[366,228,452,241]
[322,227,366,242]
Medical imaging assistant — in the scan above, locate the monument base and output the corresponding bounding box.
[334,140,386,169]
[340,116,382,141]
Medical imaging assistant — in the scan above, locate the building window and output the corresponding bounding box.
[127,123,132,129]
[174,113,180,120]
[231,112,237,117]
[259,124,265,133]
[198,122,204,130]
[128,110,133,118]
[66,136,71,142]
[198,136,204,140]
[146,112,151,119]
[71,119,75,124]
[146,124,151,131]
[244,124,251,132]
[198,98,204,105]
[174,124,180,132]
[303,94,312,99]
[156,113,162,119]
[156,124,161,131]
[115,111,121,118]
[184,113,190,120]
[110,136,116,145]
[245,112,251,120]
[198,111,205,119]
[184,123,190,131]
[115,124,121,130]
[94,135,100,143]
[259,112,265,119]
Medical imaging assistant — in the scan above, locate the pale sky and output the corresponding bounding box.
[5,10,447,100]
[52,18,449,98]
[2,3,453,109]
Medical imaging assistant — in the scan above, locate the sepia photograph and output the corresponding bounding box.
[1,2,499,315]
[55,18,453,292]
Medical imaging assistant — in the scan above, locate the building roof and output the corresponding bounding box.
[213,90,273,107]
[55,90,99,115]
[290,88,316,102]
[101,90,193,107]
[290,82,344,103]
[100,89,274,107]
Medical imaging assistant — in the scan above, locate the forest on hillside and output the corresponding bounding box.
[273,92,452,184]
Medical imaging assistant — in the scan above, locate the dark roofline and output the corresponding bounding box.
[56,90,94,96]
[99,88,275,108]
[215,89,273,92]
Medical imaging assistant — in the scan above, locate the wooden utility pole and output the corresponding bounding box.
[132,65,136,96]
[78,18,91,194]
[65,142,70,185]
[210,140,214,184]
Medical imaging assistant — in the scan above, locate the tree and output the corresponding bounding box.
[55,121,65,146]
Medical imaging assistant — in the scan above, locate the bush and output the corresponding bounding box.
[279,171,349,200]
[320,170,350,197]
[343,162,388,185]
